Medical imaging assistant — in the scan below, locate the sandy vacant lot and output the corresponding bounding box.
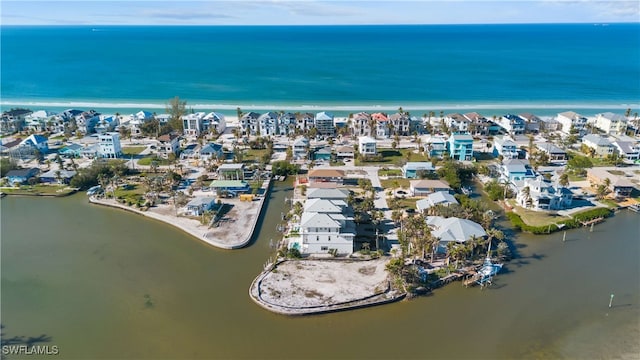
[258,258,390,308]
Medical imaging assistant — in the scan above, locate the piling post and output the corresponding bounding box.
[609,294,614,308]
[562,231,566,242]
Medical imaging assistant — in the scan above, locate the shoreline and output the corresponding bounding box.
[88,179,271,250]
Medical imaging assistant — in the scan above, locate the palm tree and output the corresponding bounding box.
[559,173,570,187]
[54,170,62,184]
[522,186,532,208]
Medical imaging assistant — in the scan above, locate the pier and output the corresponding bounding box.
[580,217,604,227]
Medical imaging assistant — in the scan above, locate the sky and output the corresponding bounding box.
[1,0,639,26]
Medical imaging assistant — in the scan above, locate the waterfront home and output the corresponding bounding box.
[295,113,314,132]
[185,196,218,216]
[335,146,355,161]
[313,147,332,161]
[493,136,519,159]
[426,216,487,253]
[389,112,411,135]
[351,112,372,137]
[518,113,541,133]
[497,114,525,135]
[203,112,226,134]
[516,176,573,210]
[292,137,309,160]
[240,112,261,135]
[447,133,474,161]
[97,132,122,158]
[372,113,389,138]
[293,211,356,255]
[258,112,279,136]
[304,198,350,214]
[409,179,451,197]
[444,113,469,133]
[129,110,154,137]
[402,162,435,179]
[594,112,627,135]
[582,134,614,157]
[612,141,640,160]
[416,191,458,213]
[217,163,244,180]
[358,136,377,156]
[587,168,636,199]
[1,109,32,133]
[182,112,206,137]
[39,169,76,184]
[209,180,250,197]
[314,111,335,136]
[278,112,296,136]
[58,143,83,158]
[75,110,100,134]
[24,110,56,132]
[199,143,224,162]
[156,133,180,159]
[539,117,561,132]
[5,168,39,185]
[94,115,119,134]
[557,111,588,135]
[308,169,345,185]
[536,142,568,162]
[19,134,49,152]
[307,188,350,200]
[423,135,448,158]
[501,159,536,184]
[463,112,500,135]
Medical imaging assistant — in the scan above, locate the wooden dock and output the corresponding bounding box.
[580,217,604,227]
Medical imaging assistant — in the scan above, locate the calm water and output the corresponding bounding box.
[1,183,639,359]
[1,24,639,114]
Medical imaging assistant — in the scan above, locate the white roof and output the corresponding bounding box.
[358,136,376,144]
[427,216,486,243]
[304,199,343,213]
[218,163,244,170]
[307,188,350,199]
[300,212,340,228]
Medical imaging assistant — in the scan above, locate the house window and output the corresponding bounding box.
[316,236,319,241]
[321,246,329,251]
[328,236,331,241]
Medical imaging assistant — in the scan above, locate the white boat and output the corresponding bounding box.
[628,204,640,213]
[86,185,102,196]
[475,243,503,287]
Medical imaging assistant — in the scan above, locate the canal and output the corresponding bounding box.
[1,182,638,359]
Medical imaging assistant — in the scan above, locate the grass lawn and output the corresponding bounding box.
[356,149,429,166]
[138,156,172,166]
[599,199,619,208]
[393,197,420,210]
[380,178,411,189]
[113,184,145,204]
[378,168,402,177]
[510,202,570,227]
[122,146,146,155]
[244,148,269,162]
[1,184,75,196]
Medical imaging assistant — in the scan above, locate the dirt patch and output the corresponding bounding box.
[358,266,377,275]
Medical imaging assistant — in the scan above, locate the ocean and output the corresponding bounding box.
[1,24,639,116]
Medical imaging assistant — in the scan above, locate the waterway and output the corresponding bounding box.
[1,182,639,359]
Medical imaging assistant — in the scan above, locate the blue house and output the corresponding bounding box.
[402,162,435,178]
[493,136,519,159]
[313,147,332,161]
[209,180,250,197]
[501,159,536,183]
[19,134,49,152]
[39,169,76,184]
[6,168,39,185]
[448,133,474,161]
[199,143,224,161]
[58,143,84,158]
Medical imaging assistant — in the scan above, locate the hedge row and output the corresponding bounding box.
[507,207,613,235]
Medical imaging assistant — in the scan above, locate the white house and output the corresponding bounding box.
[372,113,390,138]
[402,162,435,179]
[296,212,355,255]
[516,176,573,211]
[351,112,372,137]
[97,132,122,158]
[582,134,614,157]
[444,113,469,132]
[156,133,180,159]
[203,112,226,134]
[19,134,49,152]
[278,112,297,136]
[612,141,640,160]
[389,112,411,135]
[426,216,487,253]
[358,136,377,156]
[493,136,519,159]
[292,137,309,160]
[497,114,525,135]
[182,112,206,137]
[185,197,217,216]
[240,112,260,135]
[416,191,459,213]
[258,112,278,136]
[556,111,588,134]
[594,112,627,135]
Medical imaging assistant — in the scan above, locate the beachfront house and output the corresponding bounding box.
[19,134,49,152]
[372,113,390,138]
[258,112,278,136]
[409,179,451,197]
[416,191,459,213]
[308,169,345,185]
[156,133,181,159]
[493,136,519,159]
[594,112,627,135]
[278,112,297,136]
[296,113,314,132]
[516,176,573,211]
[94,114,119,134]
[209,180,250,197]
[536,142,568,162]
[1,108,31,133]
[557,111,588,135]
[203,112,226,134]
[402,162,435,179]
[5,168,39,185]
[97,132,122,159]
[423,136,448,158]
[351,112,373,137]
[464,112,500,135]
[217,163,244,180]
[582,134,614,157]
[24,110,56,132]
[501,159,536,184]
[426,216,487,254]
[389,112,411,135]
[185,196,218,216]
[182,112,206,137]
[497,114,525,135]
[129,110,154,138]
[444,113,469,133]
[447,133,474,161]
[39,169,76,184]
[518,113,541,133]
[358,136,377,156]
[75,110,100,134]
[240,112,260,135]
[314,111,335,136]
[292,137,309,160]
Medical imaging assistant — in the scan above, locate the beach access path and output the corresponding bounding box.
[89,180,270,249]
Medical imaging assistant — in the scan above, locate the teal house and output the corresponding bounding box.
[58,143,84,158]
[209,180,250,197]
[313,147,332,161]
[447,133,474,161]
